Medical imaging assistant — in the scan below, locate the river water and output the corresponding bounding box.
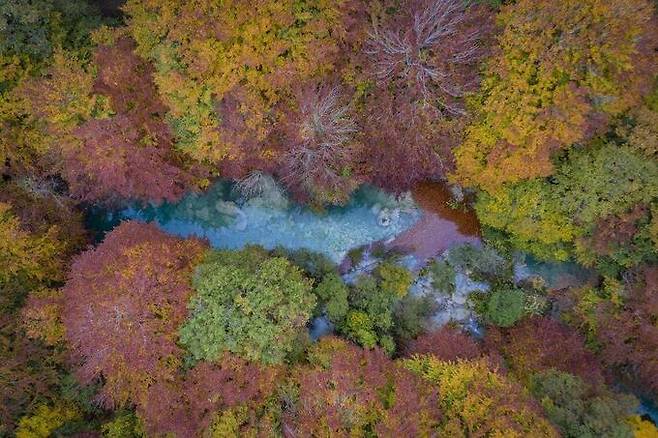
[88,180,425,262]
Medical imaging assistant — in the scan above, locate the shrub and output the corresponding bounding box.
[427,259,456,294]
[483,286,526,327]
[447,243,510,280]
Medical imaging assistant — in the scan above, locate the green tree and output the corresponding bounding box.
[530,370,637,438]
[179,247,316,364]
[483,286,526,327]
[475,141,658,269]
[314,271,349,323]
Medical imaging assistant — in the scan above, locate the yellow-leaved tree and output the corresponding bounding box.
[453,0,658,191]
[123,0,350,172]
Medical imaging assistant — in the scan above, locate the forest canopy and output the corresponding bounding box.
[1,0,657,436]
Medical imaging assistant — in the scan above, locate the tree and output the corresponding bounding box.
[628,415,658,437]
[15,403,80,438]
[0,196,77,436]
[279,84,359,205]
[365,0,492,115]
[62,221,207,407]
[575,204,656,275]
[283,337,441,436]
[0,0,101,72]
[20,288,65,347]
[594,266,658,401]
[138,354,280,436]
[484,317,604,386]
[554,144,658,226]
[66,114,191,204]
[475,180,576,261]
[359,79,463,192]
[337,263,416,354]
[454,0,658,190]
[446,242,511,281]
[405,356,558,436]
[59,35,194,204]
[314,271,349,323]
[0,0,102,174]
[482,286,526,328]
[0,180,87,256]
[179,247,316,364]
[123,0,351,171]
[475,141,658,266]
[0,318,62,435]
[0,202,65,300]
[530,370,637,438]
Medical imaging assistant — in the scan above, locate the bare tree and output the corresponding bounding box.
[365,0,489,115]
[281,85,359,205]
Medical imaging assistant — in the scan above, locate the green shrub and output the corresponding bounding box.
[447,243,511,281]
[484,286,526,327]
[343,311,378,349]
[375,262,413,298]
[271,246,336,281]
[427,259,456,295]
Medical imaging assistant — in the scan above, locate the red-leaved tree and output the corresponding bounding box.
[356,0,492,192]
[485,316,604,386]
[596,266,658,400]
[66,115,191,204]
[138,354,281,436]
[359,93,460,192]
[365,0,492,114]
[283,337,441,436]
[62,221,206,408]
[64,37,193,204]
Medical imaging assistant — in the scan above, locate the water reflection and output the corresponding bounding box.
[391,182,480,265]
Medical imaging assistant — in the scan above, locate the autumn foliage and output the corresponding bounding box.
[1,0,658,435]
[485,317,604,387]
[64,36,193,204]
[454,0,658,191]
[594,267,658,400]
[405,355,558,437]
[284,337,442,436]
[62,221,206,408]
[404,326,483,361]
[138,354,280,436]
[123,0,350,170]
